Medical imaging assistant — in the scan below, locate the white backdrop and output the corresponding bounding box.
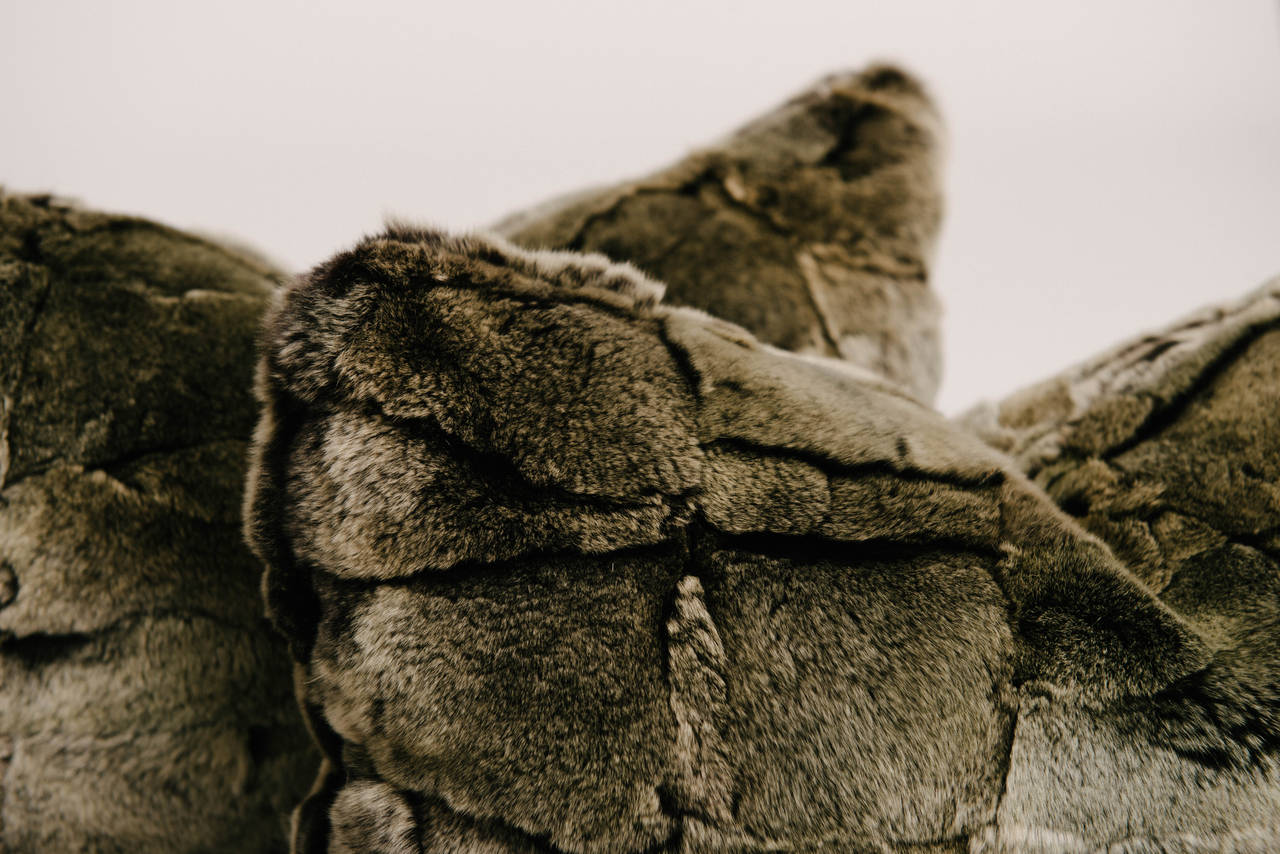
[3,0,1278,411]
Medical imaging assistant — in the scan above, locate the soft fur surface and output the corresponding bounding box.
[0,193,316,852]
[496,65,944,404]
[245,226,1277,853]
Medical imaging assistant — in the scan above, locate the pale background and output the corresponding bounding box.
[3,0,1278,412]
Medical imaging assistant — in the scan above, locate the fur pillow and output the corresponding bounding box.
[245,227,1275,853]
[497,64,944,404]
[961,277,1280,850]
[0,193,315,852]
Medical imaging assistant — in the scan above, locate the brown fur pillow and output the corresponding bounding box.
[497,64,944,404]
[0,193,315,852]
[960,277,1280,850]
[245,227,1275,853]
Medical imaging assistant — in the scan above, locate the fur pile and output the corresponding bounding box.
[3,59,1278,854]
[1,67,949,852]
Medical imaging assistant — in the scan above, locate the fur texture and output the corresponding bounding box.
[244,227,1272,853]
[0,192,316,852]
[495,65,945,404]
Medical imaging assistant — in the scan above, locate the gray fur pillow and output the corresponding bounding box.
[245,227,1275,853]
